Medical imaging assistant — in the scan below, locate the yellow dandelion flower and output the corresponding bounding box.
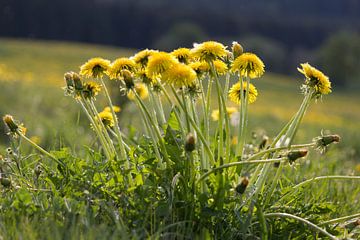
[189,61,209,76]
[136,69,155,85]
[231,53,265,79]
[228,81,258,104]
[80,57,111,78]
[146,52,178,78]
[171,48,192,64]
[132,49,158,68]
[212,60,228,75]
[191,41,228,62]
[127,83,149,100]
[107,58,136,79]
[162,63,197,87]
[104,106,121,113]
[97,110,114,128]
[30,136,41,145]
[211,107,238,121]
[298,63,331,95]
[82,81,101,99]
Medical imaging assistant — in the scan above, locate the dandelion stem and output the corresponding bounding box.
[264,213,338,240]
[319,212,360,226]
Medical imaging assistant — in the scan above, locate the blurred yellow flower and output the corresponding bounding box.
[189,60,227,76]
[162,63,197,87]
[355,164,360,173]
[82,81,101,99]
[212,60,228,75]
[298,63,331,95]
[191,41,228,62]
[231,53,265,79]
[107,58,136,80]
[146,52,178,78]
[30,136,41,145]
[229,81,258,104]
[211,107,238,121]
[97,110,114,128]
[127,83,149,100]
[132,49,158,68]
[104,106,121,113]
[171,48,192,64]
[80,57,111,78]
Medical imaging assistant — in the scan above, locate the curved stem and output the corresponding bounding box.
[293,175,360,189]
[319,212,360,226]
[264,213,338,240]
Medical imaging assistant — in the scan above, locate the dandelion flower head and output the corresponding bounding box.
[97,110,114,128]
[298,63,331,95]
[211,107,238,121]
[127,83,149,100]
[104,106,121,113]
[107,58,136,80]
[162,63,197,87]
[231,53,265,79]
[191,41,228,62]
[228,81,258,104]
[80,57,111,78]
[132,49,158,68]
[82,81,101,99]
[146,52,178,78]
[171,48,192,64]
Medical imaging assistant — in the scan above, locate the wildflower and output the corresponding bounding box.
[298,63,331,96]
[185,133,196,152]
[121,69,135,89]
[80,57,111,78]
[146,52,178,78]
[287,149,308,164]
[211,107,237,121]
[231,53,265,79]
[136,69,154,85]
[3,115,26,136]
[127,83,149,100]
[104,106,121,113]
[171,48,192,64]
[232,41,243,59]
[212,60,228,75]
[191,41,228,62]
[313,134,340,153]
[189,61,209,77]
[97,110,114,128]
[132,49,158,68]
[235,177,249,194]
[228,81,258,104]
[107,58,136,80]
[162,63,197,87]
[82,81,101,99]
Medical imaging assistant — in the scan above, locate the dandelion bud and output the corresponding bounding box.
[64,72,74,88]
[72,72,83,90]
[259,135,269,150]
[235,177,249,194]
[0,177,11,188]
[232,41,243,59]
[287,149,308,164]
[122,69,135,89]
[314,134,340,148]
[3,115,18,133]
[185,133,196,152]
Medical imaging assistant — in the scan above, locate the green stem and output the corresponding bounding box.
[197,157,287,183]
[319,212,360,226]
[264,213,338,240]
[293,175,360,190]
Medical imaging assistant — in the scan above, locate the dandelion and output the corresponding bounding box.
[127,83,149,100]
[162,63,197,87]
[232,41,243,59]
[80,57,111,78]
[97,110,115,128]
[132,49,158,68]
[189,61,209,77]
[235,177,249,194]
[104,106,121,113]
[231,53,265,79]
[228,81,258,104]
[298,63,331,96]
[82,81,101,99]
[287,149,308,164]
[107,58,136,80]
[171,48,192,64]
[3,115,26,136]
[212,60,228,75]
[146,52,178,78]
[136,69,154,85]
[211,107,237,121]
[191,41,228,62]
[185,133,196,152]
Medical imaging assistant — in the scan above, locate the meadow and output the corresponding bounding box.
[0,38,359,239]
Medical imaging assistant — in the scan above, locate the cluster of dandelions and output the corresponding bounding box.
[4,41,355,239]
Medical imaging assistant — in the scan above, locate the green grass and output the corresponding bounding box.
[0,38,360,239]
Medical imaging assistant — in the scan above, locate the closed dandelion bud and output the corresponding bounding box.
[185,133,196,152]
[232,41,243,59]
[259,135,269,150]
[3,115,18,133]
[287,149,308,164]
[314,134,340,147]
[122,69,135,89]
[235,177,249,194]
[72,72,83,90]
[64,72,74,88]
[0,177,11,188]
